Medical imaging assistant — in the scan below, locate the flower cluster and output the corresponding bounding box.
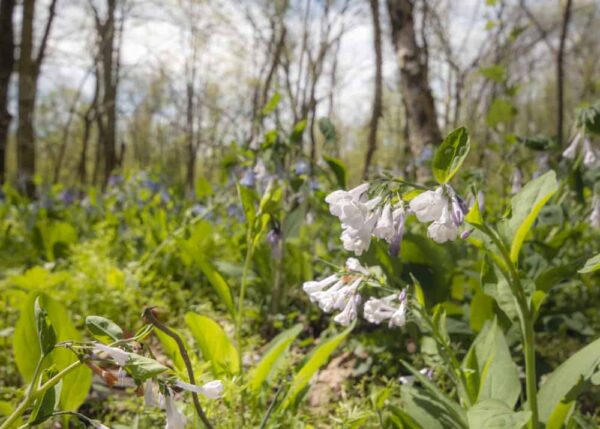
[92,343,223,429]
[303,258,408,327]
[562,132,598,167]
[325,183,405,255]
[409,186,467,243]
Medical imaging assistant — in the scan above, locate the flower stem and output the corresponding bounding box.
[143,308,213,429]
[0,360,83,429]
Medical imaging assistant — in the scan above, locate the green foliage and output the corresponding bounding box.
[281,323,354,409]
[185,312,240,375]
[85,315,123,344]
[249,324,302,392]
[13,292,92,411]
[432,127,471,184]
[498,170,559,263]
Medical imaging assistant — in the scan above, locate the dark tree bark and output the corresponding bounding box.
[363,0,383,179]
[91,0,120,187]
[386,0,441,161]
[16,0,57,196]
[556,0,573,148]
[0,0,15,185]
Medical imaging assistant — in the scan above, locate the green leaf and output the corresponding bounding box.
[498,170,558,263]
[185,312,239,375]
[237,183,257,226]
[322,155,347,189]
[289,120,307,143]
[469,291,493,332]
[432,127,471,184]
[402,361,468,427]
[467,399,530,428]
[13,292,92,411]
[249,324,303,392]
[29,379,61,425]
[479,65,506,83]
[281,323,354,409]
[125,353,169,381]
[85,316,123,344]
[154,327,190,376]
[546,401,575,429]
[486,98,517,128]
[463,320,521,407]
[35,297,56,356]
[396,385,466,429]
[261,92,281,116]
[537,336,600,424]
[578,253,600,273]
[195,259,235,317]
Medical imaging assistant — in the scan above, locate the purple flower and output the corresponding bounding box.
[240,169,256,187]
[295,160,310,175]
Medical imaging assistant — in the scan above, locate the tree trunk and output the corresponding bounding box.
[0,0,15,185]
[386,0,441,161]
[101,0,118,186]
[363,0,383,179]
[16,0,56,196]
[556,0,573,148]
[17,0,36,196]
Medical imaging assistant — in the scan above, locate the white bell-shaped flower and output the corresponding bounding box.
[562,133,581,159]
[409,187,447,223]
[427,206,459,243]
[345,257,370,276]
[333,294,361,326]
[164,394,186,429]
[94,344,130,366]
[175,379,224,399]
[363,291,408,328]
[583,139,598,167]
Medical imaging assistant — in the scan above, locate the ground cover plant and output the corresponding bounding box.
[1,1,600,428]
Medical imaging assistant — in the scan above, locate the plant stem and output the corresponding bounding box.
[236,243,253,372]
[478,225,539,428]
[143,308,214,429]
[0,360,83,429]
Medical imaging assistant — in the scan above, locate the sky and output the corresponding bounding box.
[29,0,511,128]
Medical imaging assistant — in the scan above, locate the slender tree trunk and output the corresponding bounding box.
[185,80,196,191]
[17,0,37,196]
[102,0,117,186]
[0,0,15,185]
[386,0,441,161]
[16,0,57,196]
[363,0,383,179]
[556,0,573,148]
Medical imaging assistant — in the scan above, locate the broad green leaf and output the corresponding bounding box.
[85,316,123,344]
[537,336,600,424]
[195,259,235,317]
[125,353,169,381]
[546,400,575,429]
[465,193,483,225]
[402,361,468,427]
[249,324,303,392]
[281,323,354,409]
[154,327,189,376]
[467,399,530,429]
[469,291,493,332]
[322,155,347,189]
[185,312,239,375]
[498,170,558,263]
[578,253,600,273]
[13,292,92,411]
[463,320,521,407]
[432,127,470,184]
[396,385,466,429]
